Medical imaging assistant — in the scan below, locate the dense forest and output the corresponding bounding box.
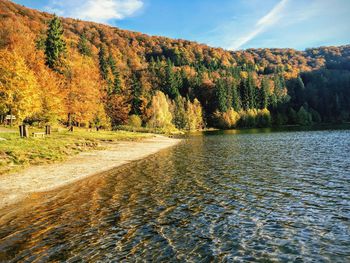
[0,0,349,131]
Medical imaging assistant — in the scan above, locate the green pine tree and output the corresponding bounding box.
[106,54,122,94]
[226,79,233,110]
[108,54,116,73]
[297,106,312,126]
[216,79,228,112]
[164,59,180,99]
[231,83,241,111]
[98,45,108,80]
[294,76,305,107]
[45,15,66,71]
[77,33,92,56]
[247,72,257,109]
[240,78,250,110]
[112,70,122,95]
[131,73,142,115]
[260,77,269,109]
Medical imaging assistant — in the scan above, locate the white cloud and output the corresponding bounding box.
[44,0,144,23]
[228,0,289,50]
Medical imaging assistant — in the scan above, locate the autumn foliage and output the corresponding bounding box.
[0,49,41,122]
[0,0,349,129]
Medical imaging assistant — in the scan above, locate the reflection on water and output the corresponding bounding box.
[0,129,350,262]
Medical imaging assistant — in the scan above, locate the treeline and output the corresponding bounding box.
[0,0,349,131]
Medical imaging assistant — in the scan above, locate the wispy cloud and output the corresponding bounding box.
[44,0,144,23]
[228,0,289,50]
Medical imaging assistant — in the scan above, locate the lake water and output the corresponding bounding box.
[0,128,350,262]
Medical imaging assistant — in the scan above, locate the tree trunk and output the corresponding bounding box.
[67,113,71,127]
[19,125,24,138]
[23,125,29,138]
[45,125,51,135]
[9,109,13,127]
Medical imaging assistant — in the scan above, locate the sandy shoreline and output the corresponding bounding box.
[0,135,181,209]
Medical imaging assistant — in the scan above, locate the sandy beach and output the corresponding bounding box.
[0,135,181,209]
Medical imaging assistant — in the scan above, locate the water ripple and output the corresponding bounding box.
[0,129,350,262]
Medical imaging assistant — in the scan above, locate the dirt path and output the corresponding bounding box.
[0,135,181,209]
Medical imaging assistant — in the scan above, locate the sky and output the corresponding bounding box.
[12,0,350,50]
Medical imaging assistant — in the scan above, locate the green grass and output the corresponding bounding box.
[0,127,151,175]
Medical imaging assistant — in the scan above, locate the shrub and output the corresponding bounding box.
[297,106,312,126]
[309,108,321,123]
[128,115,142,128]
[212,108,240,129]
[256,108,272,127]
[239,109,258,127]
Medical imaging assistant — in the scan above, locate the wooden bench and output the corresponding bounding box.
[32,132,45,138]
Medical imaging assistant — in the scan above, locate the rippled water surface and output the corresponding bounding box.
[1,129,350,262]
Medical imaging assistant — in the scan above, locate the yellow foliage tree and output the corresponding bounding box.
[37,68,65,124]
[0,49,40,122]
[147,91,174,130]
[186,98,204,130]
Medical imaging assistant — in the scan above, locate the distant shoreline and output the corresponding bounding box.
[0,135,181,210]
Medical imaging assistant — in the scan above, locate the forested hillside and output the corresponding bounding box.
[1,0,349,130]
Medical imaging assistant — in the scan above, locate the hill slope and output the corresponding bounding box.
[0,0,349,129]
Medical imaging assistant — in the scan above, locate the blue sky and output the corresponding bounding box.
[13,0,350,50]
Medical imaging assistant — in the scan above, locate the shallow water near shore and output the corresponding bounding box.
[0,128,349,262]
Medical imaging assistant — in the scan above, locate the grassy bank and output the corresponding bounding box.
[115,125,185,135]
[0,127,151,175]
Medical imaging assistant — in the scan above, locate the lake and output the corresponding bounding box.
[0,128,349,262]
